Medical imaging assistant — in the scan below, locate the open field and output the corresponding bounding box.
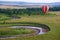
[0,5,26,9]
[0,11,60,40]
[0,5,41,9]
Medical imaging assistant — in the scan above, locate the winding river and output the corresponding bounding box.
[10,26,45,34]
[0,26,47,39]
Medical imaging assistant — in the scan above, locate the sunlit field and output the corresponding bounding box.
[0,11,60,40]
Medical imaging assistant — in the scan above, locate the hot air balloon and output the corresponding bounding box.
[42,5,49,14]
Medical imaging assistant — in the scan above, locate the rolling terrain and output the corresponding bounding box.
[0,1,60,9]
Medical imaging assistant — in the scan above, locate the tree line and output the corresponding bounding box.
[49,7,60,11]
[0,7,60,16]
[0,8,43,16]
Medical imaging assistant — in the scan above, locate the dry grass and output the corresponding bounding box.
[0,5,26,9]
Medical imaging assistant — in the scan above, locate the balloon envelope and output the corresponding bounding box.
[42,5,49,14]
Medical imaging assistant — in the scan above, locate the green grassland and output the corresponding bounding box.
[0,28,34,36]
[0,11,60,40]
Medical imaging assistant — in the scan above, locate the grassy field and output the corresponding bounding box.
[0,28,34,36]
[0,11,60,40]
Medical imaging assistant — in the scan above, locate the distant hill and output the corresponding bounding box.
[0,1,60,8]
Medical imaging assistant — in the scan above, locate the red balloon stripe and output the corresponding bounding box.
[42,5,49,14]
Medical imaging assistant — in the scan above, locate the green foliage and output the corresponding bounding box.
[0,8,43,16]
[49,7,60,11]
[0,7,60,16]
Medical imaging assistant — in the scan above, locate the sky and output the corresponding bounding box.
[0,0,60,3]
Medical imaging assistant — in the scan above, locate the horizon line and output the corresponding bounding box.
[0,1,60,3]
